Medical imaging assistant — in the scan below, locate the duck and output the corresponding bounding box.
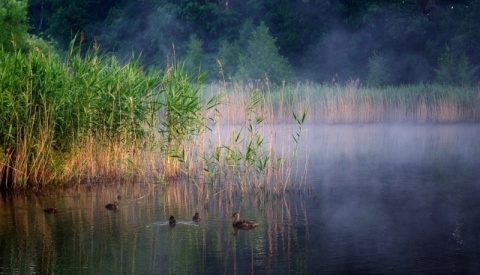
[105,201,119,210]
[169,216,177,226]
[192,212,201,222]
[43,207,58,214]
[231,212,259,229]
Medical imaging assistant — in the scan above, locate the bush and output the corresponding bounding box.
[435,46,478,86]
[366,51,391,87]
[236,22,291,83]
[0,0,29,51]
[183,34,206,73]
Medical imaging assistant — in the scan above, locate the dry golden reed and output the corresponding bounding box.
[206,80,479,124]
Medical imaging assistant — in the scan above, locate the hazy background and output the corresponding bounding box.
[27,0,480,85]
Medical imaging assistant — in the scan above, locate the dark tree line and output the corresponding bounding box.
[25,0,480,85]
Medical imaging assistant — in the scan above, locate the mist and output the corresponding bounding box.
[299,123,480,272]
[31,0,478,84]
[84,3,185,66]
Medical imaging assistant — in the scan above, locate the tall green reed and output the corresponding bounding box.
[0,39,163,188]
[199,87,308,194]
[2,39,312,192]
[157,64,223,177]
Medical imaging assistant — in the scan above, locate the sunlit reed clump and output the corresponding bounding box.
[0,39,163,188]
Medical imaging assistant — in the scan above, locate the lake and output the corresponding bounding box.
[1,124,479,274]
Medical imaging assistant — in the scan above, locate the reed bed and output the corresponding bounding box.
[205,80,480,124]
[1,40,478,191]
[0,42,163,188]
[0,41,307,192]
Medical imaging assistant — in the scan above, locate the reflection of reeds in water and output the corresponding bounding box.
[0,191,57,274]
[160,182,311,273]
[0,183,310,273]
[0,184,162,274]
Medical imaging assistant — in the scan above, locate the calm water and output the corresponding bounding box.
[1,124,480,274]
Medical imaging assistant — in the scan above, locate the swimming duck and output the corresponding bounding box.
[231,212,259,229]
[43,207,58,214]
[105,201,119,210]
[169,216,177,226]
[192,213,201,222]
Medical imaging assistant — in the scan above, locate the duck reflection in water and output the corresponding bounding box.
[192,212,201,222]
[43,207,58,214]
[231,212,258,229]
[169,216,177,226]
[105,201,119,211]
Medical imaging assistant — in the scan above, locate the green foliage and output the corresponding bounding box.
[216,40,242,80]
[157,63,224,177]
[0,45,64,147]
[366,51,391,87]
[0,0,29,51]
[236,22,291,83]
[1,34,237,187]
[435,46,478,86]
[158,65,206,156]
[215,20,292,83]
[23,0,480,84]
[215,20,254,80]
[204,91,270,189]
[183,34,205,73]
[62,40,161,146]
[237,19,255,49]
[0,38,163,186]
[435,46,456,85]
[456,53,478,86]
[44,0,116,46]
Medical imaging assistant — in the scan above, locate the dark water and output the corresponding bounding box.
[1,124,480,274]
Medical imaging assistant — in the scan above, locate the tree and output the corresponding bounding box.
[0,0,29,51]
[183,34,205,73]
[216,40,241,80]
[249,0,343,67]
[435,46,478,86]
[366,51,391,87]
[45,0,119,46]
[237,22,291,83]
[22,0,480,84]
[174,0,240,52]
[28,0,52,34]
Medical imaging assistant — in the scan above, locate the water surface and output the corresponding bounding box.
[1,124,479,274]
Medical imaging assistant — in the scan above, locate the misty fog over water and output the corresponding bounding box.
[1,123,480,273]
[3,0,480,273]
[298,123,480,273]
